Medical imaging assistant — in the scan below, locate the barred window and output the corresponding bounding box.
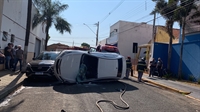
[2,31,8,41]
[11,34,15,43]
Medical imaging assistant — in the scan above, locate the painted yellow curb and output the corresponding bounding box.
[131,76,191,95]
[185,95,200,102]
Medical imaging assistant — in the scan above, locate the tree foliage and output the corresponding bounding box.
[151,0,179,70]
[81,43,90,48]
[32,0,72,50]
[174,0,198,79]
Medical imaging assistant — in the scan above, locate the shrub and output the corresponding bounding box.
[163,73,171,79]
[188,75,195,82]
[198,79,200,84]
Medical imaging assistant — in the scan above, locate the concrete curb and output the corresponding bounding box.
[185,95,200,102]
[0,80,24,100]
[131,76,191,95]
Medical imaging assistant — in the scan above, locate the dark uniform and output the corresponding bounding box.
[157,59,163,78]
[96,45,101,52]
[149,59,156,77]
[137,58,147,82]
[126,58,132,78]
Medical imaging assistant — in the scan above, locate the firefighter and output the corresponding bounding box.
[137,57,147,82]
[149,58,157,77]
[125,56,132,79]
[156,58,163,78]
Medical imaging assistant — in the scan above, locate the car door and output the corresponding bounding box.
[97,58,118,79]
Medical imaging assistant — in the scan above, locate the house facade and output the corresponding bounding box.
[0,0,46,70]
[154,26,179,44]
[152,1,200,80]
[104,21,153,61]
[169,1,200,80]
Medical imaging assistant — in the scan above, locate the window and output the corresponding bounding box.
[11,34,15,43]
[110,31,115,37]
[2,31,8,41]
[35,52,60,60]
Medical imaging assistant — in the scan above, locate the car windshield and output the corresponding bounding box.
[35,52,60,60]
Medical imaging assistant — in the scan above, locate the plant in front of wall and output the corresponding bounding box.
[163,73,172,80]
[188,75,195,82]
[198,77,200,84]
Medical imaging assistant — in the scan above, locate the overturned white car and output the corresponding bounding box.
[54,50,126,83]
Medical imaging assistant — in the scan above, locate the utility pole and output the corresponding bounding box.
[96,21,99,46]
[152,13,156,44]
[0,0,4,49]
[22,0,32,72]
[150,13,156,61]
[83,22,99,46]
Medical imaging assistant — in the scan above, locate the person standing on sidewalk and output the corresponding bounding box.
[156,58,163,78]
[149,58,156,77]
[0,51,5,64]
[125,56,132,79]
[0,51,5,58]
[13,45,23,72]
[10,43,15,69]
[4,43,12,70]
[137,57,147,82]
[12,45,18,71]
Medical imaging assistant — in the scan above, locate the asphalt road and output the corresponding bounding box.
[0,77,200,112]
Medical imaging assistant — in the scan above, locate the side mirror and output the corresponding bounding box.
[32,58,35,60]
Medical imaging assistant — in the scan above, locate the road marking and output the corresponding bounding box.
[0,86,25,107]
[185,95,200,102]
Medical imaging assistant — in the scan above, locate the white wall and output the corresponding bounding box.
[1,0,28,49]
[117,21,153,58]
[98,38,107,45]
[107,21,120,44]
[30,4,46,52]
[0,0,46,53]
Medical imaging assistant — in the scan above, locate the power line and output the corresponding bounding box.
[102,2,154,34]
[124,3,155,21]
[134,15,152,22]
[110,0,193,34]
[122,3,144,20]
[100,0,125,23]
[99,1,151,34]
[99,1,194,41]
[110,0,195,37]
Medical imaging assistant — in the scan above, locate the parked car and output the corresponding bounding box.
[25,51,61,78]
[54,50,126,83]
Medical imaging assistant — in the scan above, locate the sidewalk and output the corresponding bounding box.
[130,72,200,101]
[0,70,27,100]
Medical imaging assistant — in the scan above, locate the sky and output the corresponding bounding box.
[49,0,180,47]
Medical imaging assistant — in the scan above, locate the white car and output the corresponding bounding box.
[54,50,126,83]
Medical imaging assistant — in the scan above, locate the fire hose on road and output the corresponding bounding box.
[96,83,129,112]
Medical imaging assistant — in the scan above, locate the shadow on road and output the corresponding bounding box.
[23,77,60,87]
[53,80,139,94]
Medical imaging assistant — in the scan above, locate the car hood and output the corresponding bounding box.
[29,60,55,66]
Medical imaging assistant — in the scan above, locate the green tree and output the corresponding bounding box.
[151,0,179,71]
[32,0,72,50]
[175,0,198,79]
[81,43,90,48]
